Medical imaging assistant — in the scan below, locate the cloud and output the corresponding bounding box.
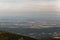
[0,0,59,13]
[0,0,16,2]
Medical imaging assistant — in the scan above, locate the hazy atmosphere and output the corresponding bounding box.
[0,0,60,28]
[0,0,60,40]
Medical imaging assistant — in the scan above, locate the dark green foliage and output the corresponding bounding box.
[0,31,37,40]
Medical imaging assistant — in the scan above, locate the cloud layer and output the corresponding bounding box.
[0,0,60,13]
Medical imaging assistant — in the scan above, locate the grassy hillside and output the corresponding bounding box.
[0,30,37,40]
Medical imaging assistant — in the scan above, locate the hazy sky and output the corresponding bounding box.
[0,0,60,16]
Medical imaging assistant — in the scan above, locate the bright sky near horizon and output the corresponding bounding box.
[0,0,60,16]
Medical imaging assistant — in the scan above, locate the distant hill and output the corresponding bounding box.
[0,30,37,40]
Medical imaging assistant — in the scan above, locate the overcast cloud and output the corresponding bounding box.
[0,0,59,12]
[0,0,59,16]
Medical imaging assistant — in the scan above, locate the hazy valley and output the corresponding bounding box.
[0,13,60,39]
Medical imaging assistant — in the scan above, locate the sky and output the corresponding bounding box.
[0,0,60,16]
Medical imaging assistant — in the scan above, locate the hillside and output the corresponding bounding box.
[0,27,60,39]
[0,30,37,40]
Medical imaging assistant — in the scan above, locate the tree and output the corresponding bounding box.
[18,37,25,40]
